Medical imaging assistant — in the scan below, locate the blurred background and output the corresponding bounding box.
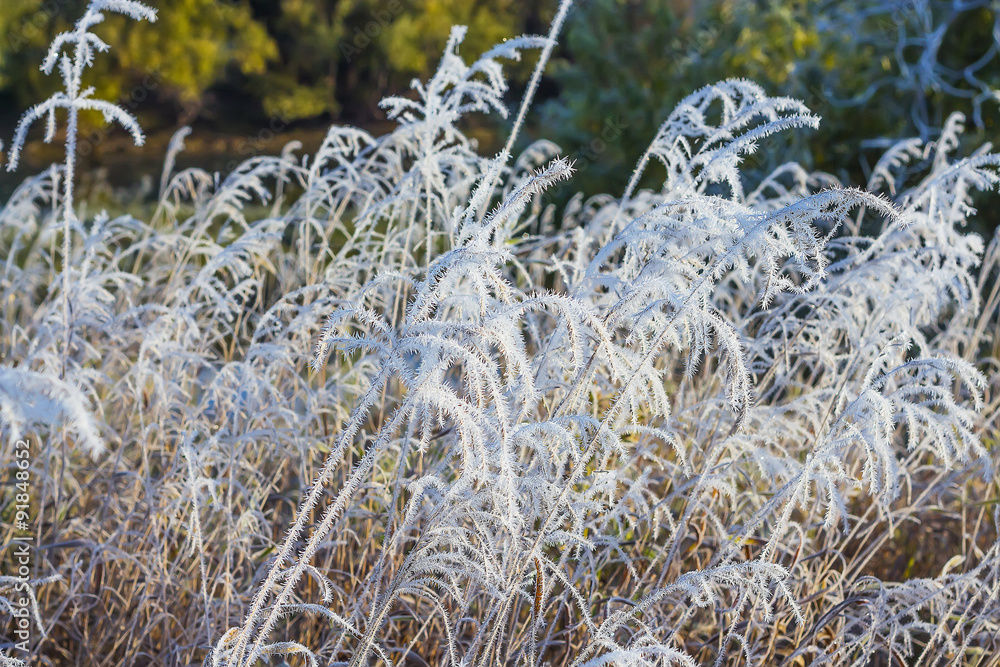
[0,0,998,216]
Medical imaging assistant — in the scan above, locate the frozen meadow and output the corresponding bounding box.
[1,1,999,666]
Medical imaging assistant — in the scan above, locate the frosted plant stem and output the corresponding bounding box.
[478,0,573,213]
[60,105,77,380]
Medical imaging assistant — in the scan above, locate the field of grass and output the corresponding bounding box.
[1,2,999,667]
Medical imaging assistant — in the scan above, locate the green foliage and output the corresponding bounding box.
[0,0,56,92]
[119,0,275,115]
[536,0,1000,203]
[2,0,997,214]
[535,0,726,197]
[378,0,521,75]
[0,0,275,121]
[1,3,999,666]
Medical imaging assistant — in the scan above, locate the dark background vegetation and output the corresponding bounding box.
[1,0,998,218]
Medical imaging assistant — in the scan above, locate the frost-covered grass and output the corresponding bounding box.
[1,2,999,666]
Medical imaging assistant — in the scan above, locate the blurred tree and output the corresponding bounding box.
[244,0,349,121]
[378,0,521,75]
[0,0,536,129]
[121,0,276,121]
[0,0,38,91]
[0,0,276,125]
[532,0,837,199]
[332,0,536,122]
[6,0,992,211]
